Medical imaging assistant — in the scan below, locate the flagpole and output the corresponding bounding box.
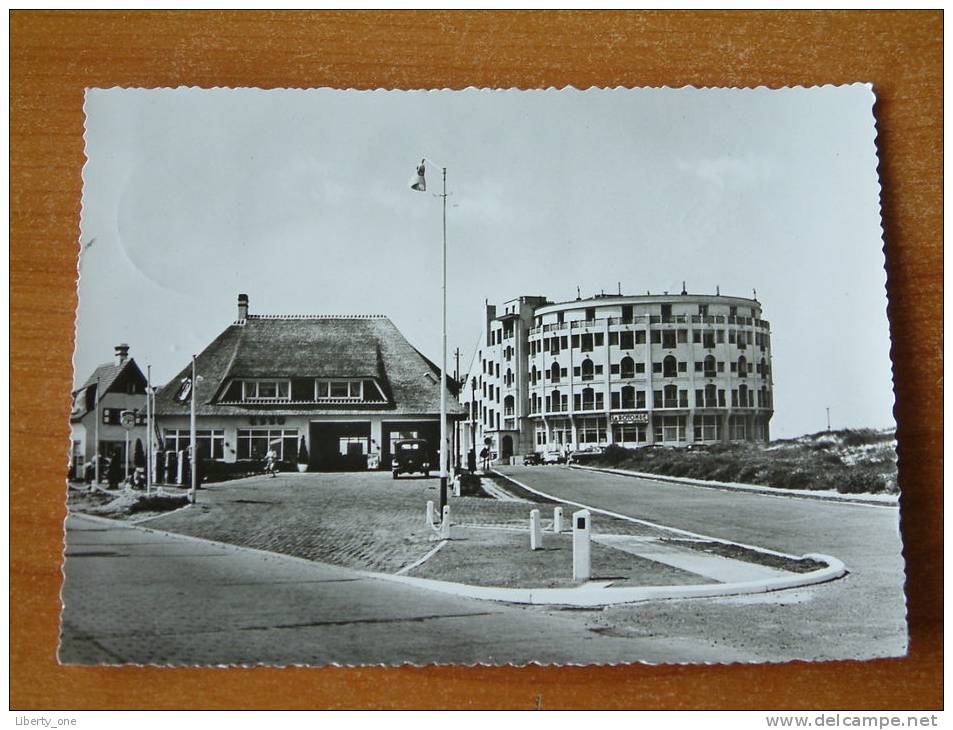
[410,158,449,516]
[439,166,448,515]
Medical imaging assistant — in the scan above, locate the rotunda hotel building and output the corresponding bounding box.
[458,289,773,461]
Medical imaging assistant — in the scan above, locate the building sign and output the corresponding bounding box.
[249,415,286,426]
[611,412,648,424]
[119,410,137,430]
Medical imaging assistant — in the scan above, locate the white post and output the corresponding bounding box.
[189,354,197,503]
[439,504,451,540]
[426,499,435,528]
[553,506,564,533]
[145,366,151,494]
[125,431,130,481]
[530,508,542,550]
[572,509,591,581]
[452,475,461,497]
[177,450,186,485]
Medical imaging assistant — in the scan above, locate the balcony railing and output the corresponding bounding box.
[528,313,770,337]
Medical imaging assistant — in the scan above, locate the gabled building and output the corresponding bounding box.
[153,294,463,471]
[70,344,149,478]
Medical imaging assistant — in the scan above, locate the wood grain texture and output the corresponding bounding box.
[10,10,942,710]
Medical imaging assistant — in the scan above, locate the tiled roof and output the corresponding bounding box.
[154,316,463,417]
[71,359,143,422]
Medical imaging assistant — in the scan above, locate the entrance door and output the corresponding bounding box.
[501,435,514,460]
[309,422,371,471]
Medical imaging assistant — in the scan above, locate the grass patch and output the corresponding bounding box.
[413,527,716,589]
[68,487,190,520]
[664,539,826,574]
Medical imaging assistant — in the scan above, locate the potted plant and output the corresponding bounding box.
[296,436,309,473]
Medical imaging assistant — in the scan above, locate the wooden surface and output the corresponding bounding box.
[10,10,942,710]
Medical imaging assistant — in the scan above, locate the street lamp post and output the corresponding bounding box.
[411,158,449,515]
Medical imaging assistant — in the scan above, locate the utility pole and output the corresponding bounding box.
[93,376,100,484]
[826,407,831,433]
[146,365,152,494]
[453,348,460,469]
[190,354,197,504]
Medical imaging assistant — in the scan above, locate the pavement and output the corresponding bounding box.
[496,465,908,662]
[60,466,907,664]
[60,513,754,666]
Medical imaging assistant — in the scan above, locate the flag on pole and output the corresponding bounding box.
[411,160,426,191]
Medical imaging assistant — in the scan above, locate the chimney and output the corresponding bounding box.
[115,343,129,365]
[237,293,249,321]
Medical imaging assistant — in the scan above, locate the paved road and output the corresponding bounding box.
[497,465,908,662]
[61,513,754,666]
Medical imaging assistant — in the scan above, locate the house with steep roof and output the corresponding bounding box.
[153,294,464,472]
[70,344,149,478]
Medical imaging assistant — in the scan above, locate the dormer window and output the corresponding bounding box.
[243,380,290,401]
[316,380,363,400]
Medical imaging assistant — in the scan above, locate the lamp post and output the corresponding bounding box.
[411,158,449,515]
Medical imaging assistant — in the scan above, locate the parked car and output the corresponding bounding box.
[392,438,431,479]
[542,450,566,465]
[523,452,542,466]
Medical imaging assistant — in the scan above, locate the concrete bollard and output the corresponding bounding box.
[572,509,591,581]
[426,500,435,527]
[553,506,564,533]
[440,505,452,540]
[530,509,542,550]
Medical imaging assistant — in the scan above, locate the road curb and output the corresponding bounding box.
[68,507,848,610]
[570,464,898,508]
[366,554,848,607]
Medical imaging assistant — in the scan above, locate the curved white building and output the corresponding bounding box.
[458,290,773,462]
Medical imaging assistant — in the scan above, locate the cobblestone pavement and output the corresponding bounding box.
[144,471,666,574]
[61,513,751,667]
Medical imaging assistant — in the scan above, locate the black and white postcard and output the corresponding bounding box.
[63,85,904,666]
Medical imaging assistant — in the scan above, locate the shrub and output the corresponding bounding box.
[835,470,888,494]
[841,429,893,448]
[458,473,486,497]
[130,493,189,513]
[133,438,146,469]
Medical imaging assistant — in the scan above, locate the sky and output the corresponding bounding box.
[77,86,893,439]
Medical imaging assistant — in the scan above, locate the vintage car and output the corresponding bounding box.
[541,449,567,465]
[523,452,543,466]
[392,438,432,479]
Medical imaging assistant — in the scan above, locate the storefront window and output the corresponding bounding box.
[612,424,646,443]
[578,417,606,444]
[236,428,298,461]
[164,429,226,460]
[653,416,686,443]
